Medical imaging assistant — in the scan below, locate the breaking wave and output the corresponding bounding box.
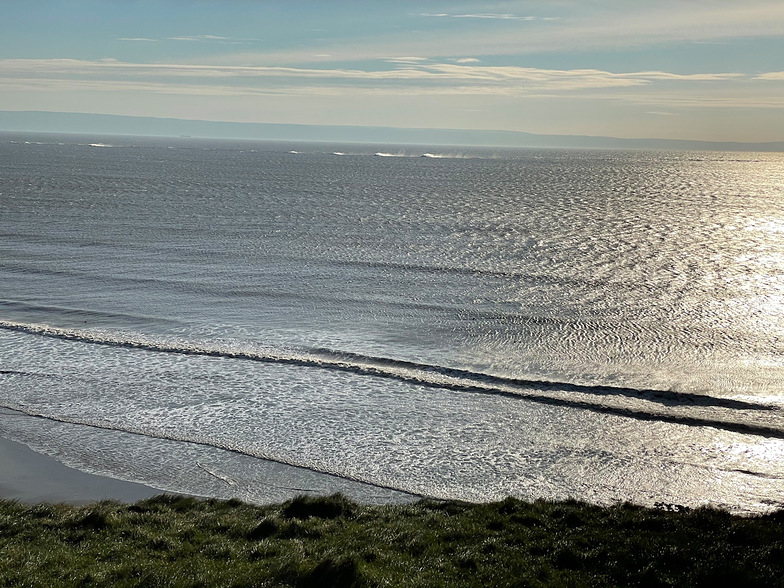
[2,320,782,439]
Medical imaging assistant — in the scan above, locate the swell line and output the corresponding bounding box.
[2,320,782,439]
[0,299,185,328]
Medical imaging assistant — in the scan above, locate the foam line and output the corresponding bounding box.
[2,320,782,439]
[0,402,425,499]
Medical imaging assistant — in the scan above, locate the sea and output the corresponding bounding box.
[1,132,783,513]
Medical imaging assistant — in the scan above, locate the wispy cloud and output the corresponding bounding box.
[120,34,262,45]
[755,72,784,80]
[420,13,558,22]
[0,59,440,81]
[0,58,747,90]
[0,74,533,98]
[0,77,327,97]
[168,35,229,42]
[421,64,744,84]
[385,57,429,65]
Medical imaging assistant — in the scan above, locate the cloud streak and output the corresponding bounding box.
[0,58,748,87]
[420,13,558,22]
[117,34,262,44]
[168,35,229,42]
[1,58,776,112]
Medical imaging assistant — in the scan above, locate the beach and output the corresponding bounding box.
[0,434,164,505]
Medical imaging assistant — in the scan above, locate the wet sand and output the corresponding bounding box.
[0,435,165,504]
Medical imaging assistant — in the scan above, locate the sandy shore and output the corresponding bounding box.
[0,435,165,504]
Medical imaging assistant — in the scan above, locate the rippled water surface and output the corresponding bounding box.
[2,134,783,511]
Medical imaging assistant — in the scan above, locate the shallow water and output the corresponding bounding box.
[2,134,783,511]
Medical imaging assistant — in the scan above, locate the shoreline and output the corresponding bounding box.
[0,434,165,504]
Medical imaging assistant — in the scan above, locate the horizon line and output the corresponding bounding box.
[1,110,783,151]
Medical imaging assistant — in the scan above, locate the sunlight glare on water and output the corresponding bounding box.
[1,137,784,511]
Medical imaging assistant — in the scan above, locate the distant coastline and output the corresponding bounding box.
[2,110,783,152]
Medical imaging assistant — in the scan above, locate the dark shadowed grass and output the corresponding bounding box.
[1,493,783,587]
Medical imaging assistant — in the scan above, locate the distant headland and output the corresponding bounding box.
[2,110,783,152]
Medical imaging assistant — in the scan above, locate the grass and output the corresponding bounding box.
[1,493,783,587]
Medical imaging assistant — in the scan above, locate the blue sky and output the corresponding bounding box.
[2,1,784,141]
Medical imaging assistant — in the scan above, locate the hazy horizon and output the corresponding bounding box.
[4,110,784,152]
[2,1,784,144]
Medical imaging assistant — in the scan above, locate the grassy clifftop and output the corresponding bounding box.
[1,493,782,587]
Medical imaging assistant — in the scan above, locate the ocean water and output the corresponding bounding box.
[1,133,784,512]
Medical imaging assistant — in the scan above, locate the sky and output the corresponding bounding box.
[1,1,784,142]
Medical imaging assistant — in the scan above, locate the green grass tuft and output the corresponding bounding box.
[282,493,356,520]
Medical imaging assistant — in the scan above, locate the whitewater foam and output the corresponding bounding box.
[2,320,781,440]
